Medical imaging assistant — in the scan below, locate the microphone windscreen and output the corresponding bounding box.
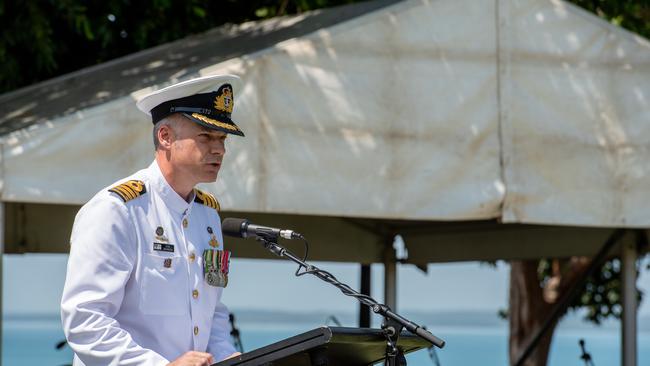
[221,218,248,238]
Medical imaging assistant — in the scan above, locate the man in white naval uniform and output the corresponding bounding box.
[61,75,244,366]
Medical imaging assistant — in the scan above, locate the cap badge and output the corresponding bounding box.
[214,84,233,114]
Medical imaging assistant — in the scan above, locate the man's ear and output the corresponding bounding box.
[157,124,174,149]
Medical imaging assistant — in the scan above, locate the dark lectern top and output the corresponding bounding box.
[212,326,430,366]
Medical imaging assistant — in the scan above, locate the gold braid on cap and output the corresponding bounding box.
[191,113,240,132]
[108,180,147,202]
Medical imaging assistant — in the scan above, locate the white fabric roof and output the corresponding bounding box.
[3,0,649,227]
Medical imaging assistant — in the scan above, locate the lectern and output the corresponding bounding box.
[212,326,430,366]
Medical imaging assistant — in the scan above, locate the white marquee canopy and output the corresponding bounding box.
[3,0,649,230]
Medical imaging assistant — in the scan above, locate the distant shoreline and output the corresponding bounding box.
[5,309,649,332]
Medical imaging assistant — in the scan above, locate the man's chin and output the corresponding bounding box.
[198,171,219,183]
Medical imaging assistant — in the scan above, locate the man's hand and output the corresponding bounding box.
[167,351,214,366]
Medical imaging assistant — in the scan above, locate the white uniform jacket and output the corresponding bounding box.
[61,161,237,365]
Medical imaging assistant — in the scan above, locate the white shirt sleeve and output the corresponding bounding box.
[61,196,169,366]
[207,296,238,362]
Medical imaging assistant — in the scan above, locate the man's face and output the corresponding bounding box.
[166,115,228,184]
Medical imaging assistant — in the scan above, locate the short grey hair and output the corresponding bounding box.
[153,114,181,149]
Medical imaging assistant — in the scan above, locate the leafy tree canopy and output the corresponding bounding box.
[0,0,359,93]
[1,0,649,94]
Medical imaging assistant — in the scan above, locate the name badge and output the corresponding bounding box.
[153,242,175,253]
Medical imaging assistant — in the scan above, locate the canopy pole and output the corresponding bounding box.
[359,264,371,328]
[621,240,637,366]
[383,236,397,311]
[0,202,4,366]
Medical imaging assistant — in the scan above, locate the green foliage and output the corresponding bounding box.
[575,259,623,324]
[0,0,648,93]
[570,0,650,38]
[0,0,360,93]
[537,257,644,325]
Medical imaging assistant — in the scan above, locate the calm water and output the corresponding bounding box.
[3,315,649,366]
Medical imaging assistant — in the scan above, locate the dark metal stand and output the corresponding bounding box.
[381,314,406,366]
[579,339,595,366]
[229,313,244,353]
[255,235,445,365]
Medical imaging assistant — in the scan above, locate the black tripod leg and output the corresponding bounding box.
[397,350,407,366]
[384,348,407,366]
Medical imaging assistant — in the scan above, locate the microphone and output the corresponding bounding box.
[222,218,304,240]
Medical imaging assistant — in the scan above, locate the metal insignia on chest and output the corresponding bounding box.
[155,226,169,242]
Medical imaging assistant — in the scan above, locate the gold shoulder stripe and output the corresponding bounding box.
[194,189,220,211]
[108,180,147,203]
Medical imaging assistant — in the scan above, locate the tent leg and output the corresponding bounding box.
[358,264,371,328]
[384,260,396,311]
[384,236,397,311]
[621,240,637,366]
[0,202,4,366]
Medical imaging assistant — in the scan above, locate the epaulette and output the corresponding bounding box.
[108,180,147,203]
[194,189,220,211]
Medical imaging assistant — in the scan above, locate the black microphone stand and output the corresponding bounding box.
[254,235,445,366]
[578,339,594,366]
[229,313,244,353]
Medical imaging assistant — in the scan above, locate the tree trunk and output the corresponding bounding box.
[509,260,557,366]
[509,258,591,366]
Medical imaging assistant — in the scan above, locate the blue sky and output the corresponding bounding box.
[3,253,650,318]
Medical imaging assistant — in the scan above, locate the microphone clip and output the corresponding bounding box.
[256,236,285,257]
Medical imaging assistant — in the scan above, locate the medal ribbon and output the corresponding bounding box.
[221,250,230,274]
[203,250,211,275]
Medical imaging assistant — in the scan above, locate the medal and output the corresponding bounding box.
[155,226,169,242]
[207,226,219,247]
[203,249,230,287]
[163,258,172,268]
[206,271,221,286]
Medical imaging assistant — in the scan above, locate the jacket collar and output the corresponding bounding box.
[147,160,195,215]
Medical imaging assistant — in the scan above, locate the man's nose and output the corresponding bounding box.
[212,140,226,155]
